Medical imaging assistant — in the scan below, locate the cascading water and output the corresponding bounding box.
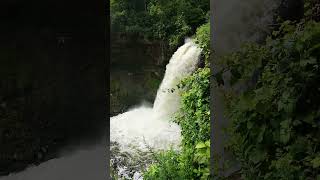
[110,39,202,179]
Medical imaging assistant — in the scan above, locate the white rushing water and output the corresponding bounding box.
[110,39,202,152]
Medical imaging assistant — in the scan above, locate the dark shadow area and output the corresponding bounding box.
[0,0,108,178]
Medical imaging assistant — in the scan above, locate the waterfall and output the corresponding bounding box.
[110,39,202,152]
[153,39,202,121]
[0,40,202,180]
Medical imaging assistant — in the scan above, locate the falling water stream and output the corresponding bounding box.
[110,39,202,179]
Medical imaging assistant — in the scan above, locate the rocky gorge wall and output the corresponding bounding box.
[110,33,169,116]
[111,32,169,66]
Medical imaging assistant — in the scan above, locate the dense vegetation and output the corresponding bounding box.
[111,0,209,49]
[213,4,320,178]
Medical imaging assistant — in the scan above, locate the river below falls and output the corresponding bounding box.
[0,142,107,180]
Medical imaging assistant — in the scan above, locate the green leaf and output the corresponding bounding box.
[257,124,266,143]
[311,157,320,168]
[204,140,210,147]
[256,102,268,114]
[280,120,291,144]
[247,121,254,129]
[250,149,267,164]
[196,142,206,149]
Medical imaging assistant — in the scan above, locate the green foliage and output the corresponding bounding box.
[194,140,211,179]
[147,0,208,48]
[143,149,182,180]
[143,67,211,179]
[110,0,209,49]
[175,67,211,179]
[110,0,147,33]
[194,22,211,65]
[147,0,190,47]
[304,0,320,21]
[144,72,162,92]
[176,67,211,147]
[216,21,320,179]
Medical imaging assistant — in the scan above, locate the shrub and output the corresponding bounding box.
[194,22,211,65]
[216,21,320,179]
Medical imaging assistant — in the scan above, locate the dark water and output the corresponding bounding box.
[0,142,107,180]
